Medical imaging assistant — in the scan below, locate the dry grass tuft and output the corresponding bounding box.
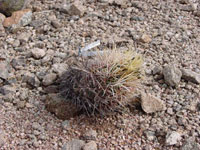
[59,49,144,116]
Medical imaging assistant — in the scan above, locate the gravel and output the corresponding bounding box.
[0,0,200,149]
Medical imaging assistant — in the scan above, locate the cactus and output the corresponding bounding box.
[59,49,144,116]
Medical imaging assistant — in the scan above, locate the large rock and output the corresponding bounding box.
[3,9,32,28]
[163,65,182,87]
[181,69,200,84]
[141,92,166,113]
[0,0,26,16]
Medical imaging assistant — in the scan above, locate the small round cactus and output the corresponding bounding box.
[59,49,143,116]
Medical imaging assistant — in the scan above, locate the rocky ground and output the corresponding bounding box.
[0,0,200,150]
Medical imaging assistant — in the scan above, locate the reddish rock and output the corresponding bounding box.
[3,9,32,27]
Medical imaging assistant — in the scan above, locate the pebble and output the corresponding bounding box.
[0,61,10,80]
[52,63,68,77]
[82,129,97,141]
[22,72,40,88]
[82,141,97,150]
[16,101,26,109]
[18,32,31,43]
[31,48,46,59]
[165,131,182,146]
[141,92,166,113]
[51,20,61,29]
[68,1,85,17]
[42,73,57,86]
[62,139,85,150]
[61,120,71,130]
[140,34,152,43]
[181,69,200,84]
[163,65,182,87]
[144,130,155,141]
[152,66,162,75]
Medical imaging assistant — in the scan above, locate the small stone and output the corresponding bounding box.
[68,1,86,17]
[181,137,200,150]
[144,130,155,141]
[167,108,173,115]
[61,120,70,130]
[11,56,26,69]
[32,122,41,130]
[141,92,166,113]
[163,65,182,87]
[22,72,40,88]
[31,48,46,59]
[17,100,26,109]
[52,63,68,77]
[0,61,10,80]
[140,34,152,43]
[51,20,61,28]
[0,85,16,95]
[42,73,57,86]
[33,130,40,136]
[113,0,127,6]
[152,66,162,75]
[0,85,16,102]
[132,1,148,11]
[38,134,47,140]
[131,16,144,21]
[82,129,97,141]
[3,9,32,27]
[82,141,97,150]
[18,32,31,43]
[165,131,182,146]
[181,69,200,84]
[26,102,34,108]
[62,139,85,150]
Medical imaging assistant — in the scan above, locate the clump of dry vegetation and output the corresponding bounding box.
[59,49,144,116]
